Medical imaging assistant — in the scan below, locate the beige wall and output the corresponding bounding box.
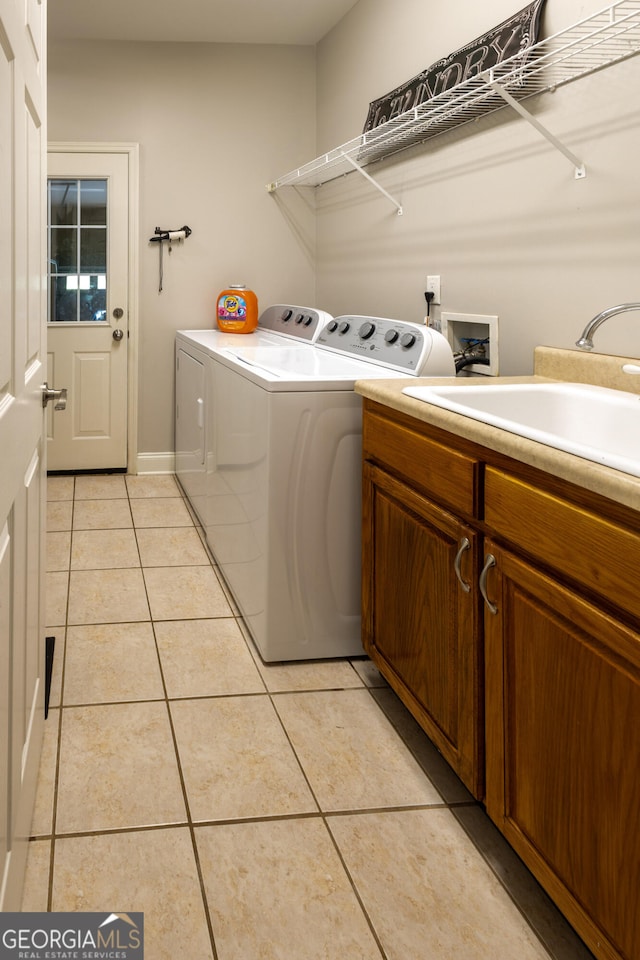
[313,0,640,372]
[48,40,317,461]
[49,2,640,462]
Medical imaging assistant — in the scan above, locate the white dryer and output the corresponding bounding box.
[176,310,454,662]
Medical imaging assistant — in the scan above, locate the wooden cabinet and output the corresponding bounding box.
[362,403,484,798]
[362,398,640,960]
[483,471,640,960]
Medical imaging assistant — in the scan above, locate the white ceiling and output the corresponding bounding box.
[47,0,361,45]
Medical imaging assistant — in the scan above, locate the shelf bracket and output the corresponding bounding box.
[340,151,404,215]
[488,77,586,179]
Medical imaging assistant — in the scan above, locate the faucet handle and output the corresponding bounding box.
[622,364,640,375]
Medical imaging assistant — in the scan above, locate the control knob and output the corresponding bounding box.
[358,321,376,340]
[338,321,351,334]
[326,320,338,333]
[281,309,293,322]
[400,332,416,348]
[384,330,399,344]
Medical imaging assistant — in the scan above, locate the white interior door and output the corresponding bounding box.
[47,150,130,471]
[0,0,47,909]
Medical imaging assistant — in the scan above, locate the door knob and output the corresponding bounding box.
[41,382,67,410]
[113,328,124,341]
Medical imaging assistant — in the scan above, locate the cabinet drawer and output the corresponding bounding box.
[363,409,479,517]
[485,467,640,621]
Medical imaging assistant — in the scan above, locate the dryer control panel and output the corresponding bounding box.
[316,316,455,377]
[257,304,332,342]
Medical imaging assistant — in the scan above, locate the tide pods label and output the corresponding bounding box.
[218,294,247,320]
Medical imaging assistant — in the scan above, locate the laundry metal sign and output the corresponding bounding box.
[361,0,546,134]
[0,913,144,959]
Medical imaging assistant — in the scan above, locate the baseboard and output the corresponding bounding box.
[135,452,176,475]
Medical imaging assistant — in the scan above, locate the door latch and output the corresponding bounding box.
[41,382,68,410]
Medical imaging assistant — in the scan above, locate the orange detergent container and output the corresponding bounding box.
[216,284,258,334]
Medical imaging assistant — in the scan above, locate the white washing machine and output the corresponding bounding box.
[175,304,331,526]
[176,309,454,662]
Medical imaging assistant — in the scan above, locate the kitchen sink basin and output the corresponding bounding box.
[402,381,640,478]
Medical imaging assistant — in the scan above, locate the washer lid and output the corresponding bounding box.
[177,327,292,352]
[215,344,411,390]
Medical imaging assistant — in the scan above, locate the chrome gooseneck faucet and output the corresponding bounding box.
[575,302,640,351]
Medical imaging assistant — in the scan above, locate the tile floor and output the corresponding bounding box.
[23,472,597,960]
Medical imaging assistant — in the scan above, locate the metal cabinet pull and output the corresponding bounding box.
[479,553,498,615]
[454,537,471,593]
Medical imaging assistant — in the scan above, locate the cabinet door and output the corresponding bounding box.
[484,541,640,960]
[362,462,482,796]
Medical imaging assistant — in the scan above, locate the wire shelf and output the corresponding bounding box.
[267,0,640,195]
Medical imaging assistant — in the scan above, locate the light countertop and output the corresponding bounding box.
[355,346,640,513]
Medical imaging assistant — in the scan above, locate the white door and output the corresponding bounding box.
[47,150,130,471]
[0,0,47,908]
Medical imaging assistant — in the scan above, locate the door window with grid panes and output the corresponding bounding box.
[48,179,108,322]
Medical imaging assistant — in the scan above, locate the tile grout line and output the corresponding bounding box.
[45,474,74,912]
[39,473,581,960]
[170,479,393,956]
[188,500,574,959]
[134,481,221,960]
[258,676,396,959]
[45,475,221,959]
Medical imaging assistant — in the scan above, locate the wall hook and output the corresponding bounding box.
[149,225,192,292]
[149,224,192,243]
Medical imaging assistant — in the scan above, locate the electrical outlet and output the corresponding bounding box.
[426,275,441,305]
